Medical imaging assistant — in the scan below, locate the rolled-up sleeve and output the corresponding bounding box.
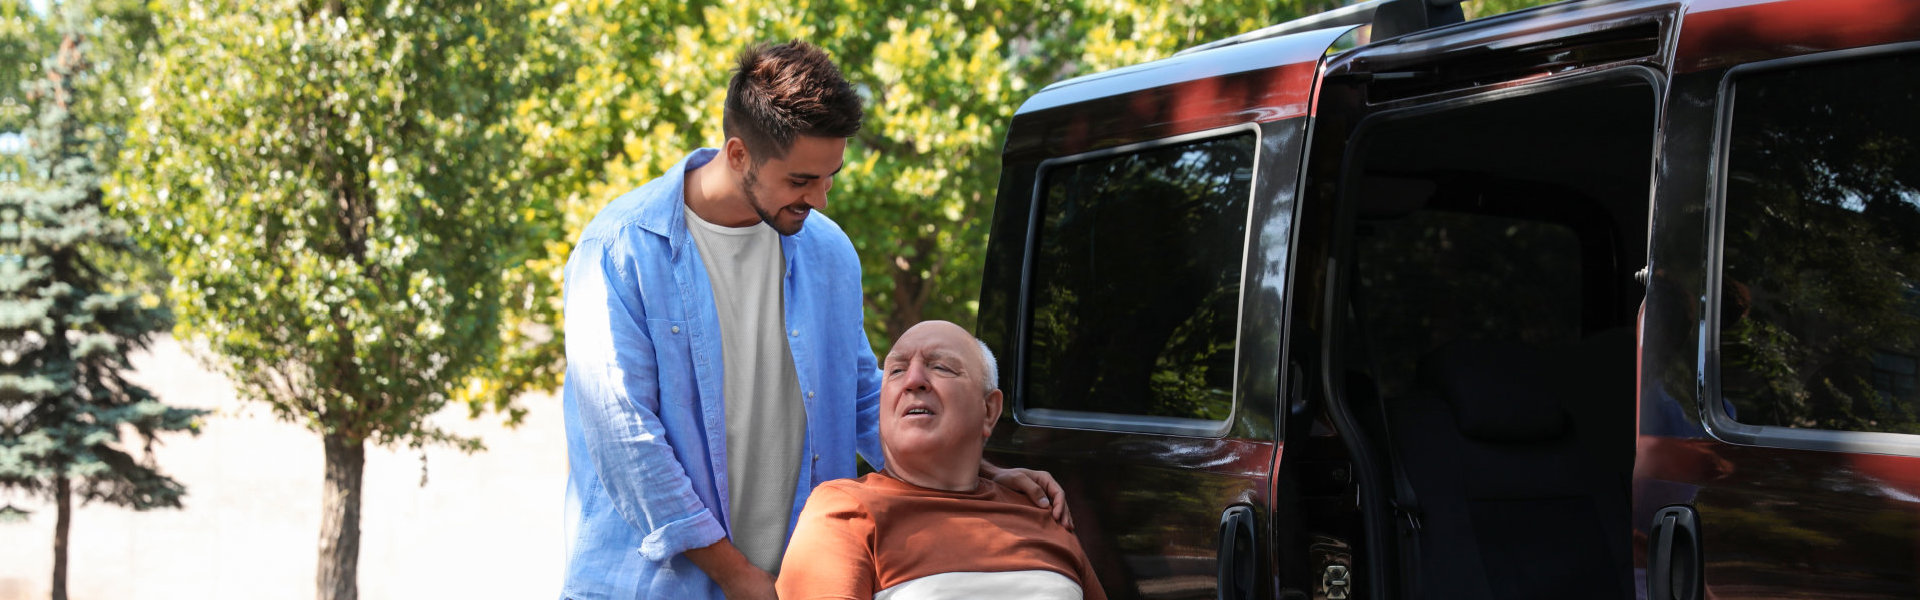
[566,236,726,561]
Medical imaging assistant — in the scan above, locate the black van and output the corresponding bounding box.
[977,0,1920,598]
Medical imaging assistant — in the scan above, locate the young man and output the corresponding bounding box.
[559,42,1066,600]
[777,321,1106,600]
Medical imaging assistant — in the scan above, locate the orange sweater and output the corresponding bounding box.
[777,473,1107,600]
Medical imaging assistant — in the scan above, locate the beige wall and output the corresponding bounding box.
[0,336,566,600]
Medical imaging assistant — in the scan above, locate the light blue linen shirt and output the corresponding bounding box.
[560,148,885,599]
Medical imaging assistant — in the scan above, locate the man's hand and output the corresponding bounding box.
[684,539,777,600]
[982,461,1074,530]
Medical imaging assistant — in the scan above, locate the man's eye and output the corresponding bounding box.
[790,179,809,188]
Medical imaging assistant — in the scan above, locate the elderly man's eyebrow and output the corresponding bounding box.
[922,349,967,367]
[884,348,967,367]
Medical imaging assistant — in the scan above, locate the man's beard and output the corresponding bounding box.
[742,168,806,236]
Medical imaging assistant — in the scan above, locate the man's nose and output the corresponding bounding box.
[806,178,831,210]
[901,361,930,391]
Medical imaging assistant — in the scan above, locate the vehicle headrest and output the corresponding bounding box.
[1417,340,1569,443]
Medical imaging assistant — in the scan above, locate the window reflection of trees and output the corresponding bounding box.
[1027,135,1254,420]
[1720,52,1920,435]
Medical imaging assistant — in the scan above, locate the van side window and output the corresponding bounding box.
[1719,51,1920,436]
[1025,133,1255,423]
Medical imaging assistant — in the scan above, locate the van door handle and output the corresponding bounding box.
[1648,505,1703,600]
[1218,505,1257,600]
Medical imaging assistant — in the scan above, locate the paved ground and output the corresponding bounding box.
[0,336,567,600]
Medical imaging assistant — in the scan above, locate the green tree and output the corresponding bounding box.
[0,0,49,109]
[115,1,548,597]
[0,5,204,599]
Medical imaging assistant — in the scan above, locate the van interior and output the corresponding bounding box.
[1336,75,1655,599]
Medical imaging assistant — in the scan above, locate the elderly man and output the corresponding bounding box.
[776,320,1106,600]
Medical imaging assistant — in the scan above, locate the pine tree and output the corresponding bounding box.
[0,17,203,600]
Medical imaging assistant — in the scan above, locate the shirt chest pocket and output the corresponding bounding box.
[645,319,695,399]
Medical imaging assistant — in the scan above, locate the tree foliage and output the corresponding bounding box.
[119,0,546,451]
[0,0,49,111]
[114,0,549,597]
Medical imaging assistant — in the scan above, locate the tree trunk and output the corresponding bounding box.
[52,475,70,600]
[317,431,364,600]
[885,237,938,342]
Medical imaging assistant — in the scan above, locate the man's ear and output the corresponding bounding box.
[723,137,751,173]
[982,389,1004,438]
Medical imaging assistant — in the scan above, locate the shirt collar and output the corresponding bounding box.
[636,148,720,252]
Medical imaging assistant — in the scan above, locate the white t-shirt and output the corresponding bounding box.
[684,205,808,573]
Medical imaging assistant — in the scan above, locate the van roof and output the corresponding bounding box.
[1016,0,1685,118]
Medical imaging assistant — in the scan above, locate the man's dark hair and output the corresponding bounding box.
[724,41,864,163]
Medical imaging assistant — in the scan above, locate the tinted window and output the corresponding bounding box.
[1025,133,1254,422]
[1719,51,1920,435]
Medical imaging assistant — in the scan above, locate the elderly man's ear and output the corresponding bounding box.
[982,389,1004,439]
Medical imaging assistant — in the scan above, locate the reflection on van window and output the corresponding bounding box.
[1025,133,1254,421]
[1720,51,1920,435]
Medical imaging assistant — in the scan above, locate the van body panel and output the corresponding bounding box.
[1675,0,1920,73]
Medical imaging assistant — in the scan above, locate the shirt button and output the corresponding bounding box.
[670,326,680,334]
[790,329,799,337]
[813,454,820,462]
[806,391,815,399]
